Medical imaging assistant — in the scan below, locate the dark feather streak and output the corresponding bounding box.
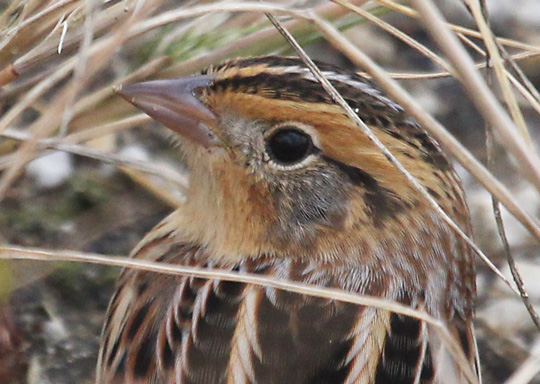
[322,156,406,225]
[375,313,434,384]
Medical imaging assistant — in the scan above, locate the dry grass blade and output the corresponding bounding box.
[0,128,188,188]
[482,36,540,333]
[0,1,371,207]
[0,0,156,201]
[333,0,455,75]
[1,2,538,382]
[0,56,76,134]
[9,1,129,77]
[504,351,540,384]
[311,3,540,285]
[375,0,540,53]
[0,243,476,384]
[127,3,311,38]
[121,166,185,207]
[458,33,540,117]
[498,47,540,110]
[377,50,540,81]
[58,0,97,136]
[0,0,79,69]
[295,11,530,295]
[492,196,540,330]
[63,114,151,144]
[411,0,540,193]
[463,0,531,148]
[0,244,434,318]
[266,12,478,383]
[160,0,374,78]
[70,56,170,121]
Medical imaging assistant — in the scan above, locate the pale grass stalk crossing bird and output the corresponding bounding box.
[96,56,478,384]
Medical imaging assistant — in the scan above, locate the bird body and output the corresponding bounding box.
[97,56,477,384]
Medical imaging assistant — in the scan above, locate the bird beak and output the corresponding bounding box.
[115,76,222,148]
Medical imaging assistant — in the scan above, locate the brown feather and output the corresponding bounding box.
[98,56,477,384]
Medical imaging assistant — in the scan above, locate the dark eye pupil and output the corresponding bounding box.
[267,128,313,165]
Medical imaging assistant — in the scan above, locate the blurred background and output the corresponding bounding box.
[0,0,539,383]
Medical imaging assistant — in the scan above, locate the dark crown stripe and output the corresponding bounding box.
[206,57,414,128]
[211,73,332,103]
[208,56,358,74]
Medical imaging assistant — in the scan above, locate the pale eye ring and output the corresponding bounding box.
[265,126,314,166]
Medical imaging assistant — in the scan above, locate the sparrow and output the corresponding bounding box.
[96,56,478,384]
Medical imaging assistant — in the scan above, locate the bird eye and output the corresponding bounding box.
[266,127,314,165]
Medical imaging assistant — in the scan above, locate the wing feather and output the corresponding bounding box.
[97,239,478,384]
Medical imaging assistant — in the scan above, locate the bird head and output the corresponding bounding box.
[117,56,471,268]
